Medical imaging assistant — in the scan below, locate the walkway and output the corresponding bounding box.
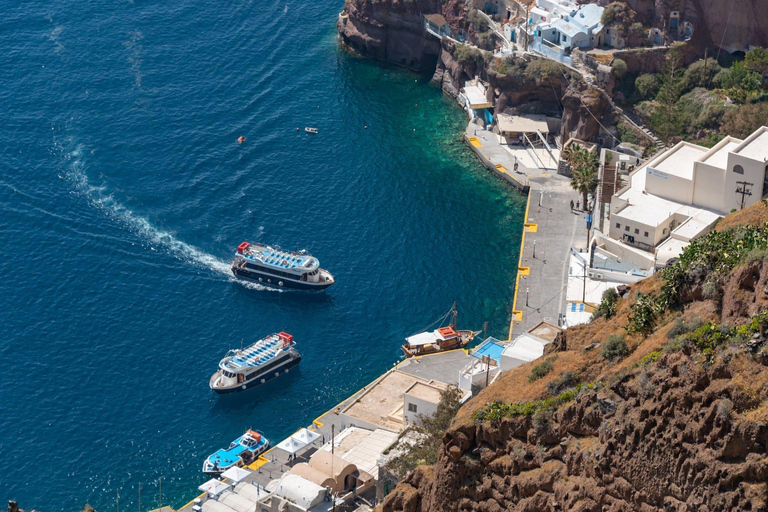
[463,125,584,339]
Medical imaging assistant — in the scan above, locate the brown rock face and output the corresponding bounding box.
[337,0,444,69]
[626,0,768,52]
[383,353,768,511]
[560,86,614,144]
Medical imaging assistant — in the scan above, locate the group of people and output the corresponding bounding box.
[570,199,580,211]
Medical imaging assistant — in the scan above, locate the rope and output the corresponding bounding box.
[709,0,736,90]
[407,305,455,337]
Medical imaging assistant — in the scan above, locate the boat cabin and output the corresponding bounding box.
[403,326,464,357]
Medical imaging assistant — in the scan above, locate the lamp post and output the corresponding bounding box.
[533,239,536,259]
[526,287,530,307]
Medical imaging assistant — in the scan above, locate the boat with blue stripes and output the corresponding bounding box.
[209,332,301,395]
[202,429,270,475]
[231,242,334,290]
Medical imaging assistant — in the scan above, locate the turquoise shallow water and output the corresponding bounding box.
[0,1,525,510]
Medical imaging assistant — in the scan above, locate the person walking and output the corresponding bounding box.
[570,199,574,210]
[576,200,580,210]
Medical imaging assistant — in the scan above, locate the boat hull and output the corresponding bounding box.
[232,267,333,291]
[211,355,301,395]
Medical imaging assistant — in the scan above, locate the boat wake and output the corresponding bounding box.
[59,142,279,292]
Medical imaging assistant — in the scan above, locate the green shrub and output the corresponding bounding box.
[617,120,641,145]
[612,58,628,79]
[595,288,619,319]
[528,359,554,382]
[627,292,660,337]
[472,382,599,423]
[639,350,661,366]
[602,334,629,361]
[666,317,704,339]
[635,73,661,100]
[681,58,722,93]
[455,44,483,67]
[601,5,617,26]
[546,371,578,395]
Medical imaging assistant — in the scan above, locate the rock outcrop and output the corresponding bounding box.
[626,0,768,52]
[383,203,768,512]
[337,0,444,70]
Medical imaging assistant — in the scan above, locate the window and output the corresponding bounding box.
[644,231,649,237]
[634,228,640,234]
[562,35,567,42]
[615,223,621,229]
[734,165,744,174]
[625,226,630,232]
[408,403,417,413]
[663,228,668,235]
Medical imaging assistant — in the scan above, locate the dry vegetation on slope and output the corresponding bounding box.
[384,201,768,512]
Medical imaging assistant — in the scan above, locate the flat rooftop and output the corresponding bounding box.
[670,207,721,241]
[526,321,563,343]
[734,126,768,161]
[464,84,491,108]
[397,349,473,386]
[405,381,443,403]
[649,143,707,180]
[700,139,741,170]
[342,370,424,431]
[321,427,397,480]
[615,188,682,227]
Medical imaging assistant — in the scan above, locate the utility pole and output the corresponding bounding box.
[736,181,754,210]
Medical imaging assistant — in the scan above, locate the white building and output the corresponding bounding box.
[532,3,604,54]
[602,126,768,268]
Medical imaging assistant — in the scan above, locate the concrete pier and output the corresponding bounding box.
[462,125,585,339]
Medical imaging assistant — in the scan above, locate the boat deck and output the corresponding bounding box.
[233,336,284,367]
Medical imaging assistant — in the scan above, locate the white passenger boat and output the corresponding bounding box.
[210,332,301,395]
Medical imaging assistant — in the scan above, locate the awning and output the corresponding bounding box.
[497,114,549,135]
[276,428,322,455]
[405,331,438,347]
[221,466,251,484]
[199,479,231,497]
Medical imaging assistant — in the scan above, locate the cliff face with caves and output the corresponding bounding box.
[624,0,768,52]
[338,0,614,143]
[382,202,768,511]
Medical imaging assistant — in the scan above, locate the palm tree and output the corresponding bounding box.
[564,144,599,210]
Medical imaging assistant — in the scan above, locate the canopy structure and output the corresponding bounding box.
[497,113,549,137]
[199,479,231,497]
[276,428,322,455]
[221,466,251,484]
[405,331,437,347]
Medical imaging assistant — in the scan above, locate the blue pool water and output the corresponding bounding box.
[0,1,525,510]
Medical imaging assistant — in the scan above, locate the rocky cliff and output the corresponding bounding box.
[383,202,768,512]
[626,0,768,52]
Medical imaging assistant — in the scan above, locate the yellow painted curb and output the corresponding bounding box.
[509,191,533,340]
[248,456,270,470]
[495,164,508,173]
[468,137,483,147]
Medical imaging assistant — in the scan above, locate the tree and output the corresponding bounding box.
[681,58,722,93]
[635,73,661,99]
[651,50,683,142]
[743,46,768,84]
[383,386,463,479]
[611,58,628,79]
[564,144,599,209]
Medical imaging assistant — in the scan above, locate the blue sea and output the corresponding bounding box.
[0,1,525,510]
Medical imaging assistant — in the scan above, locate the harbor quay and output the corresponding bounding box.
[463,124,585,338]
[176,350,476,512]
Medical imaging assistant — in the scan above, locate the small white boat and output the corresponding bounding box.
[305,127,318,134]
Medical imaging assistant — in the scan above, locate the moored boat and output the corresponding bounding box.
[304,127,318,134]
[210,332,301,395]
[202,429,269,475]
[231,242,334,290]
[402,304,479,357]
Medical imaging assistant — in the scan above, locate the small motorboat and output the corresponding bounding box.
[203,429,270,475]
[304,127,318,134]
